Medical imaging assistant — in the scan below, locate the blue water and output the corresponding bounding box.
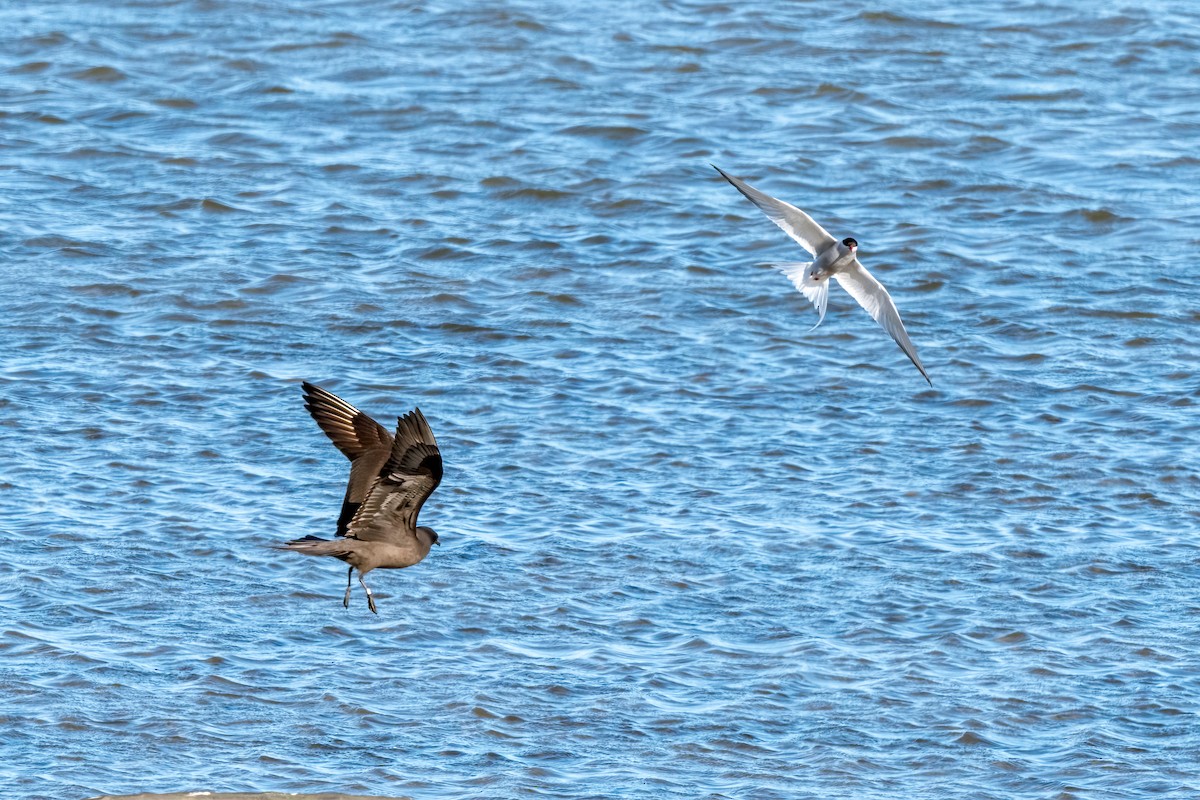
[3,1,1200,798]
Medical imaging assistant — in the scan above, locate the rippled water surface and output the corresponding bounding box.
[4,1,1200,798]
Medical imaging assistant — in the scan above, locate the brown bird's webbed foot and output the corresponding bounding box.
[343,567,353,609]
[359,573,378,614]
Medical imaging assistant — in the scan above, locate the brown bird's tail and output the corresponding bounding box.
[276,535,354,561]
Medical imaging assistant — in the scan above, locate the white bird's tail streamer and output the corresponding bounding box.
[777,262,828,330]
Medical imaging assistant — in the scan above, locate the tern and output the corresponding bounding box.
[280,382,443,614]
[714,165,931,386]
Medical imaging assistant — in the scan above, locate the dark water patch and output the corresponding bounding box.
[10,60,52,73]
[858,10,960,29]
[496,187,574,203]
[1059,308,1159,320]
[70,283,142,298]
[1069,208,1128,224]
[406,244,478,261]
[997,89,1087,103]
[22,235,110,255]
[13,111,68,124]
[152,97,198,110]
[69,65,127,83]
[200,198,245,213]
[20,30,73,47]
[811,82,872,103]
[647,43,707,56]
[535,75,583,90]
[267,32,369,53]
[236,274,311,296]
[957,135,1014,157]
[880,135,945,149]
[558,124,650,142]
[224,57,266,71]
[480,176,519,189]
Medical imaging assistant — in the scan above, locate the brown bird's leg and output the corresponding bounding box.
[358,573,378,614]
[343,567,353,609]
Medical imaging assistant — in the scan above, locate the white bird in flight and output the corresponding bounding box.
[714,165,931,386]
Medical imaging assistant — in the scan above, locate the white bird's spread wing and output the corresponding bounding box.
[778,262,829,330]
[713,165,838,257]
[346,408,443,545]
[834,259,932,386]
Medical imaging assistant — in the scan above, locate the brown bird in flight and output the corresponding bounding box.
[280,382,443,613]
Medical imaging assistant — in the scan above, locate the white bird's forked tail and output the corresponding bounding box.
[777,262,829,330]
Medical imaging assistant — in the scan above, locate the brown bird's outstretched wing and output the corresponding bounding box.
[345,408,443,545]
[301,382,394,536]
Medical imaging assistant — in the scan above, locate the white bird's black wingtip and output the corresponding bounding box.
[914,362,933,387]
